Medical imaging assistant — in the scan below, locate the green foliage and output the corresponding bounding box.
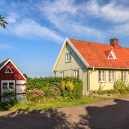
[114,79,128,90]
[2,91,16,101]
[26,77,83,103]
[10,96,107,111]
[0,15,8,28]
[0,100,17,111]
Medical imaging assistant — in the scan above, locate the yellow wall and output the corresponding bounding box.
[89,69,129,91]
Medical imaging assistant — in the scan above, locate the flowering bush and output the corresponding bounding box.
[26,89,44,104]
[27,77,83,102]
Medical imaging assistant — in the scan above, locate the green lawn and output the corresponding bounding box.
[2,95,128,111]
[7,96,109,111]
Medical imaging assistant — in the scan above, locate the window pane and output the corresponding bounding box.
[99,70,105,82]
[3,83,8,90]
[9,82,14,90]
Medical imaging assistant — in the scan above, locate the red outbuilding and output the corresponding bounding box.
[0,58,27,102]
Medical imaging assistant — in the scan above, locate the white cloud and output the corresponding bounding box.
[8,19,63,43]
[39,0,104,39]
[85,0,129,23]
[1,0,129,42]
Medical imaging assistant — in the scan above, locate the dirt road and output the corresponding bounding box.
[0,97,129,129]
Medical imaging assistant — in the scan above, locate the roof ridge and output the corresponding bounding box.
[68,38,109,46]
[68,38,129,49]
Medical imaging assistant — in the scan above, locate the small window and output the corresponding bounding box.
[108,50,116,59]
[65,53,71,62]
[60,71,64,78]
[5,67,13,73]
[99,70,105,82]
[108,53,113,59]
[121,71,127,81]
[74,70,79,78]
[109,71,115,82]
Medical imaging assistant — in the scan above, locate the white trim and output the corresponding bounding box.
[73,70,79,78]
[98,70,106,82]
[0,59,26,80]
[60,71,64,78]
[16,80,26,84]
[52,38,67,72]
[52,38,89,72]
[65,53,71,62]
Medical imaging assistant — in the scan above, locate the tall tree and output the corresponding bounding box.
[0,15,8,28]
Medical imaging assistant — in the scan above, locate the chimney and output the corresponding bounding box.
[110,38,118,46]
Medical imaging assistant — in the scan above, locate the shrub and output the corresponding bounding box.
[26,77,83,102]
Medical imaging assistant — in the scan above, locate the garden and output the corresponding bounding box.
[0,77,129,111]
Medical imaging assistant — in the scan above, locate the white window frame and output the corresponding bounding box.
[60,71,64,78]
[109,70,115,82]
[65,53,71,62]
[121,71,127,81]
[1,80,15,95]
[99,70,106,82]
[5,67,13,73]
[74,70,79,78]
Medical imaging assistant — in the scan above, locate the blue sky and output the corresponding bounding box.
[0,0,129,77]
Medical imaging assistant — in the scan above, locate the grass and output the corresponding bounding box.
[1,95,128,111]
[2,96,108,111]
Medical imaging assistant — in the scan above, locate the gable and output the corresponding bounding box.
[0,59,26,80]
[105,50,117,59]
[52,38,89,72]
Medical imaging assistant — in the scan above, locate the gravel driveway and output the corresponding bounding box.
[0,97,129,129]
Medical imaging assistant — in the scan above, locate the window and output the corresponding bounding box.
[5,67,13,73]
[1,81,15,95]
[74,70,79,78]
[109,71,115,82]
[108,53,113,59]
[65,53,71,62]
[99,70,105,82]
[60,71,64,78]
[108,50,116,59]
[121,71,127,81]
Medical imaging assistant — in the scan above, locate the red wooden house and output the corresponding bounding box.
[0,58,26,102]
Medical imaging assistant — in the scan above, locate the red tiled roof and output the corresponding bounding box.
[69,38,129,68]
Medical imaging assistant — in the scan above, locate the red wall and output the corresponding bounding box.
[0,62,25,80]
